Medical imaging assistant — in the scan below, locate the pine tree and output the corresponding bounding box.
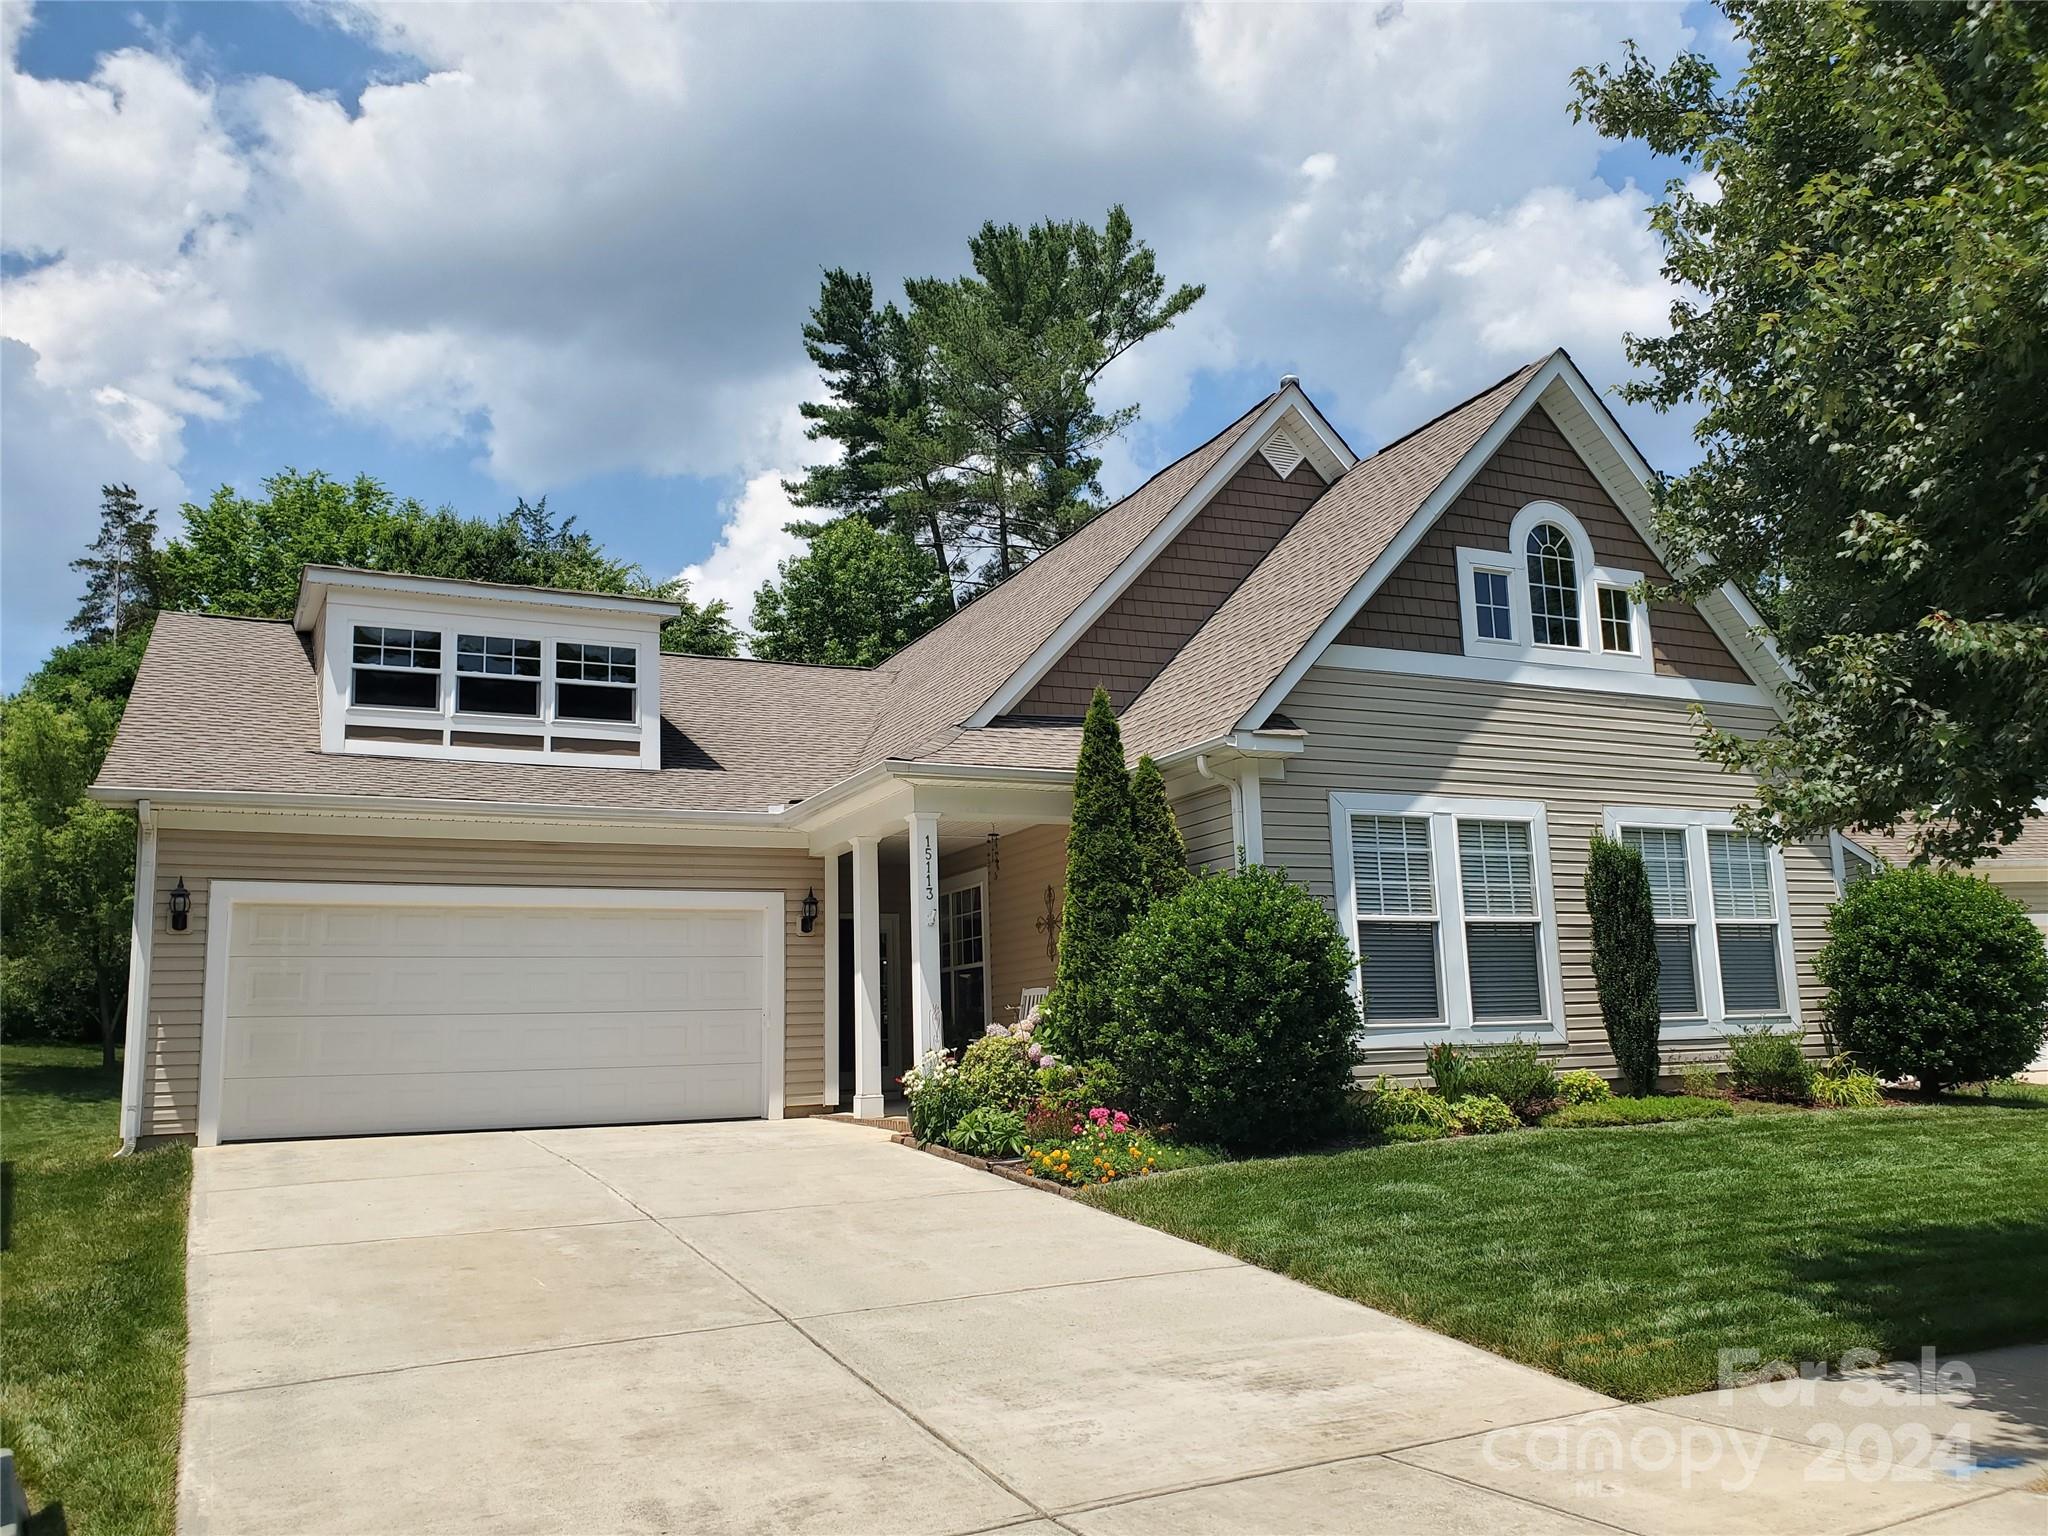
[1130,754,1190,905]
[1584,833,1663,1094]
[68,483,162,641]
[1045,687,1142,1061]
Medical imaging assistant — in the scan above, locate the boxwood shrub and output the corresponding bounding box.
[1107,864,1360,1151]
[1817,867,2048,1094]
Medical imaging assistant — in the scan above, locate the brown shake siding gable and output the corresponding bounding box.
[1339,406,1748,684]
[1019,455,1328,715]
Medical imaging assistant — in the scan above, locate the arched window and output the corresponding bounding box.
[1525,522,1581,647]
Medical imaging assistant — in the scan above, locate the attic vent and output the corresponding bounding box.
[1260,425,1307,481]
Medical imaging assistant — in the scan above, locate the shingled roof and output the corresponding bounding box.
[96,358,1572,813]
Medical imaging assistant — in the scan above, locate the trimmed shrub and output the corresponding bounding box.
[1380,1119,1455,1143]
[1585,833,1662,1094]
[1130,754,1191,905]
[1679,1062,1724,1099]
[1540,1095,1733,1128]
[1107,863,1360,1151]
[1811,1066,1884,1109]
[1044,687,1142,1061]
[1724,1023,1815,1102]
[1817,867,2048,1095]
[1425,1042,1475,1099]
[1557,1068,1612,1105]
[1463,1038,1559,1117]
[1361,1076,1459,1134]
[955,1033,1036,1116]
[1449,1094,1519,1134]
[946,1105,1028,1157]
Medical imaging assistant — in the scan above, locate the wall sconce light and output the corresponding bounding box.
[800,887,819,935]
[169,877,191,932]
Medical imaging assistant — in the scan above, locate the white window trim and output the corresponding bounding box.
[1330,791,1565,1047]
[1457,503,1653,675]
[324,598,661,770]
[196,881,786,1147]
[938,867,993,1034]
[1604,807,1801,1041]
[1830,832,1882,895]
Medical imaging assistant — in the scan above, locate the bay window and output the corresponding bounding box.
[1334,793,1560,1041]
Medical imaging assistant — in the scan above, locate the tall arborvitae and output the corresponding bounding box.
[1130,754,1190,904]
[1585,833,1663,1094]
[1045,687,1141,1060]
[68,483,162,642]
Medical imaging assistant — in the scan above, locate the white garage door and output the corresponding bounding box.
[212,892,770,1142]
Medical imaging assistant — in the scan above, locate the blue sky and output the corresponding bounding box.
[1,1,1732,686]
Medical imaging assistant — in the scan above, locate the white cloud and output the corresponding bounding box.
[1,0,1709,673]
[678,471,805,636]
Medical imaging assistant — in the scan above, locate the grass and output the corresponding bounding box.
[1538,1093,1732,1128]
[1,1043,191,1536]
[1086,1102,2048,1401]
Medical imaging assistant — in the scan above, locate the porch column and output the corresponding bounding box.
[906,811,944,1063]
[821,850,841,1108]
[850,835,885,1119]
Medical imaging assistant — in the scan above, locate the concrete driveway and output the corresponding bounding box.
[182,1120,2045,1536]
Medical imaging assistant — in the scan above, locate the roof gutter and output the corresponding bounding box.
[1155,729,1308,772]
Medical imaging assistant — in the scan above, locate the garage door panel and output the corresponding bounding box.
[222,1009,765,1080]
[225,954,763,1019]
[232,904,762,961]
[220,1063,763,1142]
[217,894,771,1141]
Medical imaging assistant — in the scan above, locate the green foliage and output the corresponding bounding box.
[1129,754,1190,905]
[1462,1039,1559,1118]
[1023,1128,1217,1186]
[954,1033,1036,1116]
[749,515,953,666]
[1106,863,1361,1151]
[1679,1062,1725,1099]
[1449,1094,1519,1135]
[1570,4,2048,858]
[901,1051,972,1145]
[1557,1069,1613,1106]
[1817,867,2048,1094]
[1585,833,1662,1094]
[1044,688,1141,1061]
[1379,1119,1455,1144]
[21,627,152,715]
[1812,1065,1885,1110]
[1540,1095,1734,1128]
[69,483,163,642]
[1362,1077,1459,1134]
[945,1105,1028,1158]
[1424,1042,1474,1099]
[1724,1024,1816,1103]
[789,206,1204,599]
[1,697,134,1056]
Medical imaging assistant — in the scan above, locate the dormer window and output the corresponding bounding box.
[1455,502,1653,676]
[556,643,637,723]
[456,634,542,717]
[351,626,441,709]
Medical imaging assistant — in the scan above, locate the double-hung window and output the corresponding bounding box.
[1608,809,1794,1030]
[1335,794,1559,1040]
[351,626,441,710]
[556,642,637,723]
[455,633,541,716]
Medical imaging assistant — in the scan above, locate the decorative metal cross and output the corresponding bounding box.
[1034,883,1062,962]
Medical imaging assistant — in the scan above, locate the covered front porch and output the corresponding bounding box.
[805,769,1073,1118]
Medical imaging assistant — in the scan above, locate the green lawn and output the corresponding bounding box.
[1,1043,190,1536]
[1085,1102,2048,1400]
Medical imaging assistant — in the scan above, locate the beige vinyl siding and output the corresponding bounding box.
[1267,665,1833,1080]
[1174,783,1237,874]
[1992,878,2048,915]
[943,824,1066,1025]
[141,829,825,1139]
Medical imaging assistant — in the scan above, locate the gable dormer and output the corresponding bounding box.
[294,567,677,770]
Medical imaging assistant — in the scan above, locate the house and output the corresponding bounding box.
[94,349,1843,1148]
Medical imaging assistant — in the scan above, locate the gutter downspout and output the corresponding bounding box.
[1197,754,1246,872]
[118,800,157,1154]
